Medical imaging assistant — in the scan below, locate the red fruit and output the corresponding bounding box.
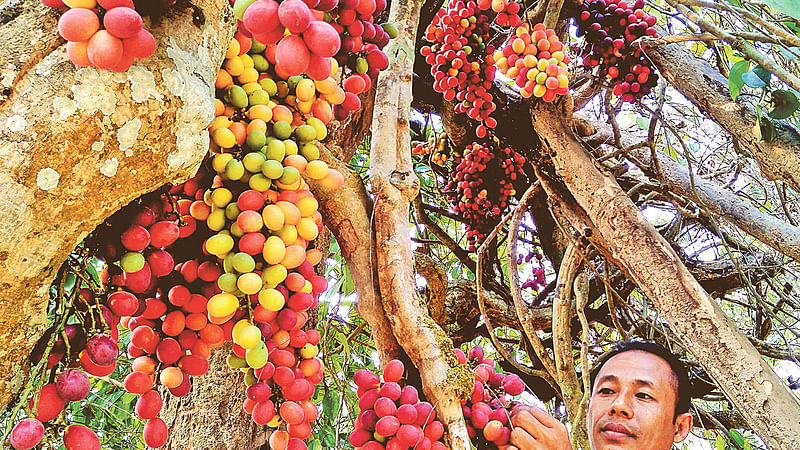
[379,381,401,401]
[146,250,174,277]
[197,261,222,282]
[149,221,179,248]
[179,354,210,376]
[424,420,444,440]
[58,8,100,42]
[342,92,361,111]
[124,262,152,294]
[396,424,423,447]
[305,53,332,81]
[80,349,116,376]
[124,371,153,394]
[122,29,156,59]
[353,369,380,389]
[303,21,340,57]
[397,404,418,424]
[279,401,305,424]
[501,373,524,395]
[315,0,338,10]
[131,325,159,353]
[399,385,418,404]
[30,384,64,422]
[375,415,401,437]
[358,388,379,410]
[143,418,168,448]
[246,382,272,402]
[108,290,138,316]
[86,334,117,366]
[243,0,280,34]
[56,369,90,401]
[415,402,435,426]
[103,7,142,39]
[162,310,186,336]
[156,338,182,364]
[237,189,265,211]
[66,41,92,67]
[168,375,191,397]
[135,390,163,419]
[383,359,404,383]
[121,225,150,251]
[374,397,397,418]
[342,75,366,94]
[252,400,276,425]
[275,34,310,76]
[365,50,388,70]
[10,418,44,450]
[239,232,266,255]
[87,30,124,70]
[168,284,191,307]
[278,0,312,33]
[355,0,376,16]
[63,424,100,450]
[348,428,371,447]
[483,420,504,441]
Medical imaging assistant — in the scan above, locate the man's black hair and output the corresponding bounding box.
[589,341,691,420]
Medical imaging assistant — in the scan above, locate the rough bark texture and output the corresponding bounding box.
[0,0,234,407]
[369,0,471,446]
[648,42,800,192]
[161,343,265,449]
[534,101,800,449]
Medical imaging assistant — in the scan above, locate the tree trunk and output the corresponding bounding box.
[533,101,800,449]
[0,0,234,407]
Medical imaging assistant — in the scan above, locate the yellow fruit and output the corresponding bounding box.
[299,343,318,359]
[236,325,262,349]
[212,128,236,149]
[241,81,262,95]
[262,236,287,265]
[296,196,318,217]
[210,116,232,133]
[232,319,251,342]
[296,217,319,240]
[248,105,273,122]
[212,153,234,173]
[207,292,239,317]
[295,79,316,102]
[305,160,329,180]
[261,264,288,288]
[279,225,298,246]
[239,54,254,70]
[211,187,233,208]
[262,204,285,231]
[306,117,327,141]
[224,56,245,77]
[206,209,226,231]
[258,288,285,311]
[226,39,241,59]
[206,233,234,256]
[237,272,263,295]
[245,341,268,369]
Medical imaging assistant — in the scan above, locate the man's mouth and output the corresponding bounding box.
[601,423,635,439]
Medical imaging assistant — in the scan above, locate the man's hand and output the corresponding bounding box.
[508,404,572,450]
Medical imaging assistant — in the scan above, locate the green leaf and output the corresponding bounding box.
[728,60,750,101]
[779,46,799,61]
[64,271,77,293]
[308,440,322,450]
[761,116,776,142]
[322,390,340,420]
[715,435,725,450]
[729,430,746,447]
[635,117,649,130]
[741,67,770,88]
[763,0,800,21]
[769,89,800,119]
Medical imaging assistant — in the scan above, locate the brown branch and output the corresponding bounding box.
[414,252,448,325]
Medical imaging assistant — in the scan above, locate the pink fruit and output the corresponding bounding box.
[399,385,418,404]
[243,0,280,34]
[143,418,168,448]
[348,428,371,447]
[501,373,524,395]
[149,221,179,248]
[353,369,380,389]
[303,21,340,57]
[374,397,397,418]
[121,225,150,251]
[87,30,124,70]
[103,7,143,39]
[305,53,332,81]
[124,262,152,293]
[63,424,100,450]
[277,0,312,34]
[86,334,117,366]
[396,404,418,424]
[379,381,401,401]
[108,290,138,316]
[10,418,44,450]
[135,390,163,419]
[56,369,90,401]
[375,415,401,437]
[58,8,100,42]
[146,249,175,277]
[275,34,310,76]
[246,382,272,402]
[122,29,157,59]
[396,424,423,447]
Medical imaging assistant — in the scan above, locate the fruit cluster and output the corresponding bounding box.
[327,0,394,81]
[421,0,522,138]
[494,24,571,101]
[575,0,659,102]
[348,360,448,450]
[412,131,450,167]
[444,141,526,251]
[50,0,156,71]
[516,247,546,292]
[458,346,526,447]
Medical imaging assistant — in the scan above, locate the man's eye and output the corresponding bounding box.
[599,388,614,394]
[636,392,653,400]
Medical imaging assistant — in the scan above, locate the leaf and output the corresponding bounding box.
[307,440,322,450]
[763,0,800,21]
[779,46,800,61]
[761,116,776,142]
[769,89,800,119]
[322,390,340,420]
[635,117,650,130]
[715,435,725,450]
[741,67,770,88]
[729,430,746,447]
[728,60,750,101]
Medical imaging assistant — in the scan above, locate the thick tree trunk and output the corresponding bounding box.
[533,101,800,449]
[647,42,800,192]
[0,0,234,407]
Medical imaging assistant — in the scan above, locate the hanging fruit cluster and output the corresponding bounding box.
[516,245,546,292]
[494,23,571,101]
[48,0,156,71]
[444,140,526,251]
[420,0,522,138]
[459,346,526,447]
[349,360,448,449]
[412,131,451,167]
[575,0,659,102]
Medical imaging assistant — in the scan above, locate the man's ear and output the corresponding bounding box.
[672,412,693,443]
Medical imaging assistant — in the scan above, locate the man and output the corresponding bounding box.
[509,341,694,449]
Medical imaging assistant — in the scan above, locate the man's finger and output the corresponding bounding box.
[511,411,547,437]
[526,404,564,429]
[511,426,543,450]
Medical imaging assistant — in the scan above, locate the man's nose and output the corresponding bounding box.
[609,394,633,418]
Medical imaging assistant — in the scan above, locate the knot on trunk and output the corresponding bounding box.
[389,170,420,202]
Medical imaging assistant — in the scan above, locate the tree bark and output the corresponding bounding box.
[647,42,800,192]
[533,100,800,449]
[0,0,234,407]
[368,0,471,446]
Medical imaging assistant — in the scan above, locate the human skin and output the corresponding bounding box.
[509,350,693,449]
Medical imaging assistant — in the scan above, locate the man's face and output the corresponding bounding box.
[587,350,692,450]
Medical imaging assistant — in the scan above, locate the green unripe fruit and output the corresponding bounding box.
[355,57,369,74]
[306,117,327,141]
[225,159,245,181]
[227,85,248,108]
[245,341,268,369]
[265,139,286,161]
[287,76,303,90]
[251,54,269,72]
[243,151,266,172]
[249,39,266,54]
[232,252,256,273]
[300,143,320,161]
[279,166,300,185]
[283,139,298,156]
[272,121,292,140]
[381,23,399,39]
[246,130,267,152]
[206,233,234,256]
[227,354,247,368]
[232,0,257,20]
[262,160,284,179]
[243,368,258,386]
[218,272,239,292]
[207,209,226,231]
[260,78,278,97]
[223,252,236,273]
[294,124,316,143]
[225,203,241,221]
[120,252,145,273]
[249,173,272,191]
[248,89,270,106]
